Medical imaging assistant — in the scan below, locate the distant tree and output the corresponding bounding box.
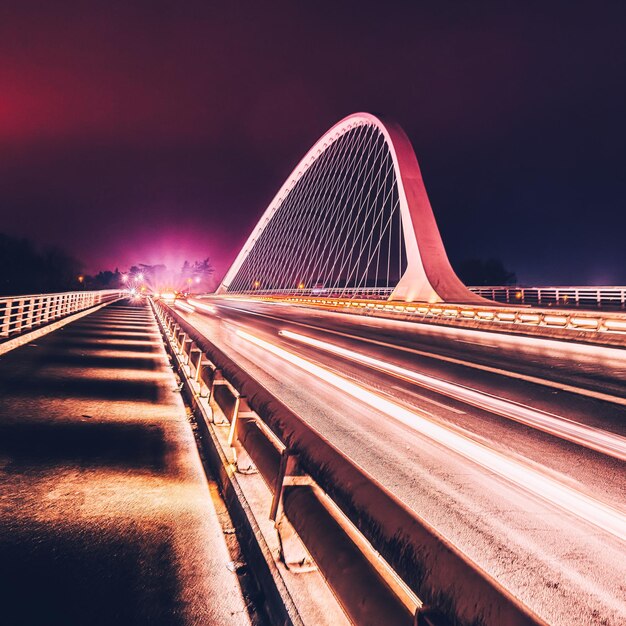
[454,258,517,286]
[43,247,81,290]
[0,233,82,295]
[179,257,214,291]
[144,264,167,286]
[192,257,214,278]
[87,269,119,289]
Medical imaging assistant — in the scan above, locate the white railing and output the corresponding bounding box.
[0,290,125,338]
[469,286,626,309]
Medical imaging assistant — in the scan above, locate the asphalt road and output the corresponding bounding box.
[177,297,626,626]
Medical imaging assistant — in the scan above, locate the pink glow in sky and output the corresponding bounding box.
[1,2,625,285]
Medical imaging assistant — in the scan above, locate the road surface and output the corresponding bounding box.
[175,296,626,626]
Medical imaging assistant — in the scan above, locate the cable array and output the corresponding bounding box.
[227,122,407,298]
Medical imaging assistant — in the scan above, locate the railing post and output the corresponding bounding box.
[270,451,316,570]
[34,296,44,326]
[24,297,35,329]
[0,300,13,337]
[13,298,25,333]
[41,297,49,323]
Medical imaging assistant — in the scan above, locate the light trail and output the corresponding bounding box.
[188,299,217,314]
[236,328,626,542]
[279,329,626,461]
[213,301,626,407]
[174,300,196,313]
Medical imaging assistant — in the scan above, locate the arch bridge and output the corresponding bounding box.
[217,112,485,304]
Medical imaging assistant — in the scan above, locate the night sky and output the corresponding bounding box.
[1,1,624,286]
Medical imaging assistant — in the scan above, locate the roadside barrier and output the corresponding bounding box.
[258,297,626,344]
[151,298,546,626]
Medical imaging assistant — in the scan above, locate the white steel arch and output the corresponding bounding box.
[217,112,485,303]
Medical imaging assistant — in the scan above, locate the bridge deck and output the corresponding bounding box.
[0,301,253,625]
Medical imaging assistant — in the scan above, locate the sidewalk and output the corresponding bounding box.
[0,301,254,625]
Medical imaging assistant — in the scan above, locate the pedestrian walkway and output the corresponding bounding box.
[0,301,253,625]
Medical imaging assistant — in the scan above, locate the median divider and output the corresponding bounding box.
[254,296,626,347]
[150,298,546,626]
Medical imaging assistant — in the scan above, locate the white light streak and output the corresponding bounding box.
[279,329,626,462]
[236,328,626,542]
[175,300,195,313]
[188,299,217,314]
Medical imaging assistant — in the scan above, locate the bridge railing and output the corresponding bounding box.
[0,290,125,338]
[152,298,544,626]
[469,286,626,309]
[257,296,626,340]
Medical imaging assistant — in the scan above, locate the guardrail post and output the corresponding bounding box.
[226,397,258,474]
[209,370,229,424]
[189,347,202,380]
[181,337,193,364]
[195,354,214,398]
[176,330,187,352]
[269,451,315,571]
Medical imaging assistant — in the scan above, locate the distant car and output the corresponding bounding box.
[156,291,177,301]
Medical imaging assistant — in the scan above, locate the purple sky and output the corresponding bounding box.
[1,1,625,285]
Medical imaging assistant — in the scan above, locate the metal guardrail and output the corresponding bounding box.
[469,286,626,309]
[152,299,545,626]
[267,296,626,337]
[0,290,125,338]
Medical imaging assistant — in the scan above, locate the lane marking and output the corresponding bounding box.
[236,328,626,543]
[212,302,626,408]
